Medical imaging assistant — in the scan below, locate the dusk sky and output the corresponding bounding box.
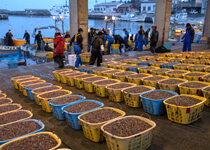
[0,0,127,10]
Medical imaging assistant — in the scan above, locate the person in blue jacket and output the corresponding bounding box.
[70,28,84,69]
[144,28,150,47]
[88,27,95,52]
[134,32,138,50]
[106,33,114,54]
[123,28,129,49]
[137,26,144,51]
[182,23,195,52]
[101,30,106,47]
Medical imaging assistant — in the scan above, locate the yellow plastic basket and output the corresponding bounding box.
[138,67,159,74]
[0,103,22,115]
[164,94,206,124]
[80,53,91,63]
[78,107,126,142]
[151,68,173,76]
[156,57,170,62]
[19,80,46,96]
[183,72,208,81]
[38,89,72,113]
[15,77,40,90]
[111,44,120,49]
[165,70,190,78]
[202,86,210,107]
[113,71,137,82]
[0,93,7,99]
[52,69,72,82]
[182,59,197,64]
[32,86,62,105]
[0,98,13,106]
[178,81,209,96]
[200,55,210,60]
[127,73,152,85]
[74,74,97,89]
[102,70,124,79]
[158,53,172,57]
[106,82,136,102]
[59,71,79,84]
[188,65,207,72]
[11,75,34,89]
[122,85,155,107]
[158,78,188,93]
[202,74,210,82]
[168,58,184,63]
[173,64,193,70]
[93,68,113,76]
[142,75,169,89]
[167,53,182,58]
[205,66,210,73]
[195,60,210,65]
[65,72,87,87]
[118,64,135,71]
[93,79,121,97]
[83,77,108,93]
[0,132,61,150]
[150,62,164,67]
[0,110,33,127]
[101,115,156,150]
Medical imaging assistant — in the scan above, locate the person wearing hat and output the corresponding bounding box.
[137,26,144,51]
[70,28,84,68]
[89,31,104,66]
[6,29,13,46]
[88,27,95,52]
[54,31,65,68]
[182,23,195,52]
[35,31,43,50]
[123,28,129,49]
[150,25,159,54]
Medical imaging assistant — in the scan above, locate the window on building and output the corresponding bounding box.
[101,8,102,11]
[148,6,151,11]
[143,7,146,11]
[104,8,105,11]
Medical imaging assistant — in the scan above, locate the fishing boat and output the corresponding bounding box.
[49,0,69,17]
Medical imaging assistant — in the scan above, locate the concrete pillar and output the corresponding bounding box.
[69,0,88,52]
[155,0,172,46]
[203,0,210,37]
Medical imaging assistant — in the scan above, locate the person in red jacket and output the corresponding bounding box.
[54,31,65,68]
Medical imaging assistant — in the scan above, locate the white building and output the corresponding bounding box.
[94,2,123,13]
[201,0,208,14]
[140,0,156,13]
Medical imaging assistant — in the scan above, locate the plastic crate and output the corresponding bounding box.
[113,71,137,82]
[127,73,152,85]
[183,72,208,81]
[15,77,40,90]
[0,119,44,145]
[65,72,87,87]
[101,116,156,150]
[164,94,206,124]
[0,132,61,149]
[25,83,53,100]
[202,86,210,107]
[49,95,86,120]
[83,77,108,93]
[38,90,72,113]
[123,85,155,107]
[78,107,126,142]
[0,110,33,127]
[59,71,80,84]
[102,70,124,79]
[93,68,113,76]
[7,61,17,69]
[140,90,178,115]
[52,69,72,82]
[0,103,22,115]
[161,62,180,69]
[11,75,34,89]
[178,81,209,96]
[62,100,104,130]
[142,75,169,89]
[74,74,97,89]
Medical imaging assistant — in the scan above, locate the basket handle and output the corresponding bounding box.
[114,103,123,110]
[141,113,151,120]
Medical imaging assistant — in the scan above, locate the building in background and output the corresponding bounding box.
[140,0,156,13]
[201,0,208,14]
[117,3,138,14]
[94,2,123,13]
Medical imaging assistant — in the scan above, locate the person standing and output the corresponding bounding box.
[70,28,84,69]
[6,29,13,46]
[89,31,104,66]
[144,28,150,47]
[35,31,43,50]
[150,25,159,54]
[64,30,71,38]
[137,26,144,51]
[106,33,113,54]
[123,28,129,49]
[88,27,95,52]
[134,32,138,50]
[182,23,195,52]
[54,31,65,68]
[23,30,30,45]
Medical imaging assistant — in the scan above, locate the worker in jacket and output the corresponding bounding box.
[144,28,150,47]
[137,26,144,51]
[89,31,104,66]
[134,33,138,50]
[106,33,113,54]
[23,30,30,45]
[35,31,43,50]
[150,25,159,54]
[70,28,84,68]
[53,31,65,68]
[6,29,13,46]
[182,23,195,52]
[88,27,95,52]
[123,28,129,49]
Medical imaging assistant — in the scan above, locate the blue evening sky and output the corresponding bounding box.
[0,0,127,10]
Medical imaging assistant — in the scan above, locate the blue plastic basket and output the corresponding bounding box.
[127,65,146,73]
[86,67,104,74]
[25,83,53,101]
[7,61,17,69]
[0,119,44,145]
[78,65,96,72]
[111,49,120,54]
[49,95,86,121]
[139,61,156,66]
[61,100,104,130]
[161,62,180,69]
[140,90,178,115]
